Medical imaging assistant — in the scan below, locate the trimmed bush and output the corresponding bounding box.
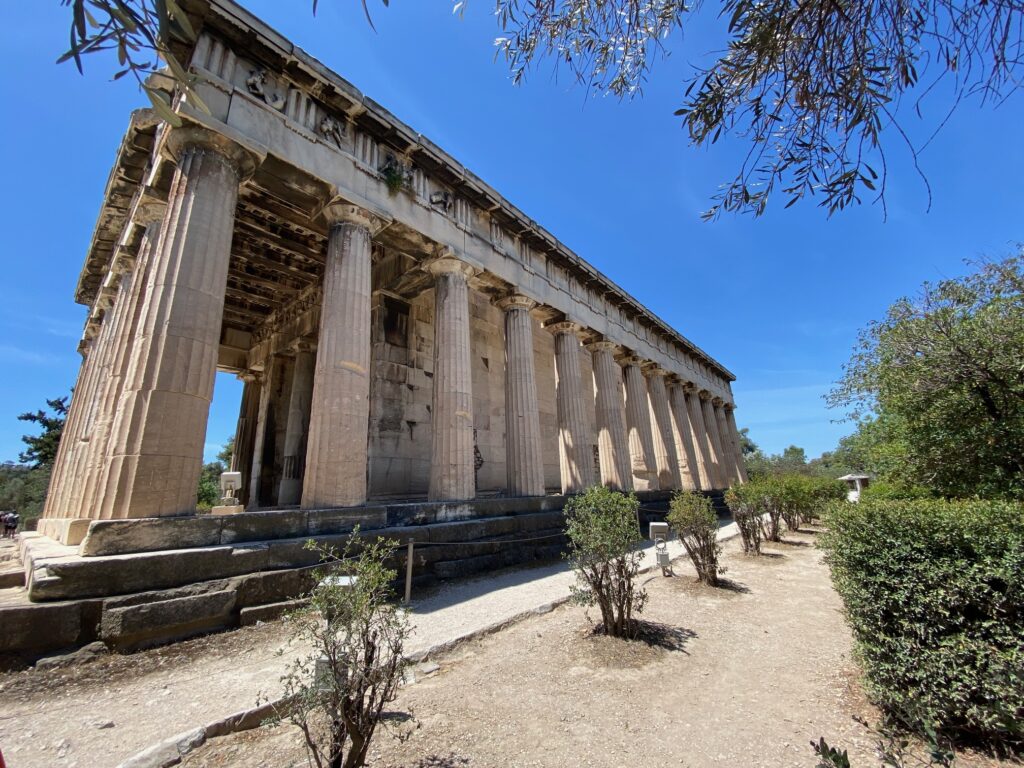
[668,490,722,585]
[724,484,763,555]
[564,486,647,638]
[820,499,1024,747]
[858,480,934,502]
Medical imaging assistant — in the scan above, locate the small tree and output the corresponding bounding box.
[724,484,762,556]
[564,486,647,638]
[753,477,786,542]
[779,475,812,531]
[667,491,722,586]
[274,534,410,768]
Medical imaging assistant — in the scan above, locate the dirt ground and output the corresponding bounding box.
[177,530,1008,768]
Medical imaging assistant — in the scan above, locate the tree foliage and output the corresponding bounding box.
[493,0,1024,218]
[829,252,1024,499]
[58,0,206,126]
[18,396,68,468]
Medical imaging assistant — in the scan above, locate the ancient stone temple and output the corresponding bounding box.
[7,0,746,658]
[41,0,746,541]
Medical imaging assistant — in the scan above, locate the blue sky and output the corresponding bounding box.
[0,2,1020,464]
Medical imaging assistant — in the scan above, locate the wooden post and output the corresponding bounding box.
[404,538,414,605]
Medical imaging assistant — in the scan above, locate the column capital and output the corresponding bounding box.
[643,364,669,378]
[545,320,585,339]
[723,402,736,412]
[238,370,262,384]
[165,125,264,181]
[712,396,725,407]
[495,293,537,313]
[424,251,478,280]
[318,198,391,234]
[586,340,620,355]
[620,355,645,368]
[698,389,714,401]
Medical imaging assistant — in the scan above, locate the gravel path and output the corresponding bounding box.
[0,529,720,768]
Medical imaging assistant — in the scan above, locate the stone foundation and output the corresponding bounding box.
[1,492,691,665]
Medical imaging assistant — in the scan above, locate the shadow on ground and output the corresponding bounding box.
[410,754,471,767]
[635,620,697,652]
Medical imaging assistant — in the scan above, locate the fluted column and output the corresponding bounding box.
[42,339,93,519]
[646,368,682,490]
[278,340,316,505]
[713,398,739,486]
[77,267,140,518]
[588,341,632,491]
[231,371,261,508]
[700,390,728,489]
[622,357,659,490]
[668,381,702,490]
[498,294,544,497]
[101,128,258,518]
[92,212,165,520]
[427,254,477,502]
[301,203,386,509]
[724,405,749,483]
[548,322,595,493]
[48,318,110,518]
[684,384,717,489]
[248,366,274,508]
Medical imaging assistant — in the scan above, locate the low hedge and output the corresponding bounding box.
[820,499,1024,747]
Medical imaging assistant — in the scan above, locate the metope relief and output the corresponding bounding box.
[246,68,287,110]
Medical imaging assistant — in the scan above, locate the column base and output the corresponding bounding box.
[36,518,92,546]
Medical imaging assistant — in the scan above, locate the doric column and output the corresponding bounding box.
[231,371,261,508]
[684,384,717,490]
[46,326,106,519]
[646,367,682,490]
[247,366,274,508]
[427,254,477,502]
[301,203,387,509]
[668,381,702,490]
[59,286,122,519]
[78,265,140,518]
[278,340,316,505]
[713,398,739,486]
[700,390,728,489]
[42,338,93,519]
[497,294,544,497]
[588,341,632,491]
[724,405,749,483]
[91,208,166,520]
[101,127,258,518]
[622,357,659,490]
[547,322,595,493]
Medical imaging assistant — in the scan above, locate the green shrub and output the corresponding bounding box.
[820,499,1024,747]
[724,484,762,555]
[668,490,722,585]
[273,534,411,768]
[778,474,813,531]
[858,480,934,502]
[757,475,786,540]
[564,486,647,638]
[806,477,847,521]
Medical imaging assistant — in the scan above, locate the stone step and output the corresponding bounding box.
[0,567,24,589]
